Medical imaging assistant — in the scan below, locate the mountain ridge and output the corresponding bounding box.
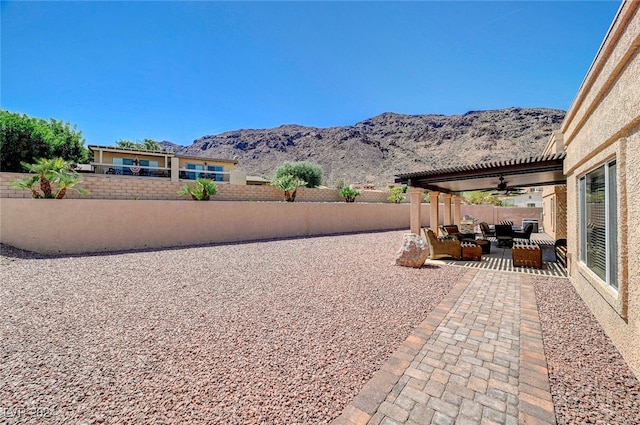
[160,107,565,187]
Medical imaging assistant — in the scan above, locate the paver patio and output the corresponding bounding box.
[332,268,557,425]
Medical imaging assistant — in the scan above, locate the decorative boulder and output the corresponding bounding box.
[395,233,429,268]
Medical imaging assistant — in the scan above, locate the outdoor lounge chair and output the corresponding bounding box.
[513,223,534,241]
[424,228,461,260]
[479,222,495,239]
[439,224,464,240]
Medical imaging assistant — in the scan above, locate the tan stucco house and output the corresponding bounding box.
[88,145,238,182]
[561,0,640,377]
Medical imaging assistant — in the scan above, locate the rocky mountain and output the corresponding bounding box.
[160,107,565,187]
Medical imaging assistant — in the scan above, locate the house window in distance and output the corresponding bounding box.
[579,160,617,289]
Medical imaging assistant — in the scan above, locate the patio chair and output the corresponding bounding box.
[513,223,534,241]
[495,224,514,248]
[439,224,464,240]
[479,222,495,239]
[423,228,461,260]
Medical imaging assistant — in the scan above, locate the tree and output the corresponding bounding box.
[274,161,322,188]
[177,178,218,201]
[116,139,137,149]
[143,138,160,151]
[271,174,306,202]
[0,110,88,172]
[114,138,161,151]
[10,158,89,199]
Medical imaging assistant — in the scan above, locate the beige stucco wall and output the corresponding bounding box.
[0,199,430,255]
[561,0,640,377]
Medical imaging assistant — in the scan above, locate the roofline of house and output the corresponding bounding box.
[87,145,238,164]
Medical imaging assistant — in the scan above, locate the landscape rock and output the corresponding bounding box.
[395,233,429,268]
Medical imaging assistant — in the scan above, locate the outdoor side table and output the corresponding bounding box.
[475,239,491,254]
[461,242,482,261]
[512,242,542,269]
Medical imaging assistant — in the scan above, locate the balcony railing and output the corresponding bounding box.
[177,168,230,183]
[90,163,230,182]
[92,163,170,178]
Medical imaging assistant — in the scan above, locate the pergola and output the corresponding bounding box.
[394,153,566,234]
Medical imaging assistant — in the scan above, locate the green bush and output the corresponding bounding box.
[0,109,88,172]
[274,161,322,188]
[387,186,406,203]
[340,186,361,203]
[271,174,306,202]
[177,178,218,201]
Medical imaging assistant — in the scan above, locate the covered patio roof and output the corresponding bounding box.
[395,152,566,194]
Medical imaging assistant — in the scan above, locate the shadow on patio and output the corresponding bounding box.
[427,233,567,277]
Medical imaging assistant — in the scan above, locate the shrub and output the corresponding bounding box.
[271,174,306,202]
[340,186,361,203]
[387,186,406,203]
[0,109,88,172]
[274,161,322,188]
[177,178,218,200]
[10,158,89,199]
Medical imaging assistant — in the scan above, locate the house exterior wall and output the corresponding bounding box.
[561,0,640,377]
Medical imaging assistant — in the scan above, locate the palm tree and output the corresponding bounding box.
[143,138,161,151]
[177,178,218,200]
[271,174,306,202]
[11,158,89,199]
[116,139,137,149]
[20,157,67,198]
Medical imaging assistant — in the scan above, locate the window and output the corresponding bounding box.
[186,163,204,180]
[579,160,617,289]
[208,165,224,181]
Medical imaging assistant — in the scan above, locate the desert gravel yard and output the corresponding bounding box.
[0,231,465,424]
[2,230,639,424]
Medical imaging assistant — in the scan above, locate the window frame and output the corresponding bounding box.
[578,159,617,290]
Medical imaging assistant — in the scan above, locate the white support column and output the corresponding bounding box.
[409,187,423,235]
[453,195,462,227]
[442,194,452,225]
[429,191,441,236]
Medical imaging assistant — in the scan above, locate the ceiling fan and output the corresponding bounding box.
[485,175,524,196]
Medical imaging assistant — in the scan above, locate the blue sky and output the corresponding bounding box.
[2,1,621,146]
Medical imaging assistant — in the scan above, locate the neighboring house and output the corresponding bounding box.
[503,191,543,208]
[88,145,238,183]
[561,0,639,377]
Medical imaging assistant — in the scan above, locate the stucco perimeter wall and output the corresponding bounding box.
[0,199,430,255]
[0,172,394,203]
[561,1,640,377]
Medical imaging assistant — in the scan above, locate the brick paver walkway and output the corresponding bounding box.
[332,269,556,425]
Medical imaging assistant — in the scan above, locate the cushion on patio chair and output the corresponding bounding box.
[479,222,495,238]
[423,228,461,260]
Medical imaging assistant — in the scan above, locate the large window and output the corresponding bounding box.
[579,160,617,289]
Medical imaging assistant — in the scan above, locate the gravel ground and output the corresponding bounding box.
[533,276,640,424]
[3,232,639,424]
[0,231,465,424]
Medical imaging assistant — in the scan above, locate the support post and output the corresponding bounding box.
[409,187,423,235]
[453,195,462,227]
[429,191,441,236]
[442,194,452,225]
